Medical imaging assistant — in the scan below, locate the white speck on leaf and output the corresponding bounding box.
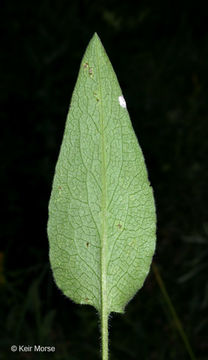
[118,95,126,108]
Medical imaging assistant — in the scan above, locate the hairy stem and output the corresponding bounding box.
[101,311,108,360]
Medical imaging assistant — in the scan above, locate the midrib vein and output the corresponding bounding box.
[95,42,108,316]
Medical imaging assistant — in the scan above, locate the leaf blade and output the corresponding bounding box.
[48,33,156,314]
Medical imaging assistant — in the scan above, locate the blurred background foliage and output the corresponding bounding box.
[1,0,208,359]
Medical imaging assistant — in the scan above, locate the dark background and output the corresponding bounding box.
[1,0,208,359]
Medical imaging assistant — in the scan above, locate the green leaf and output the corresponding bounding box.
[48,33,156,315]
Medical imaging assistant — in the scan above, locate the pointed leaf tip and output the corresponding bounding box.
[90,32,102,46]
[93,32,99,39]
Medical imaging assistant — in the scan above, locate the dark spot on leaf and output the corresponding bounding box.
[83,62,89,69]
[58,186,62,190]
[86,242,89,247]
[85,298,89,302]
[118,223,122,229]
[93,92,100,102]
[89,67,93,76]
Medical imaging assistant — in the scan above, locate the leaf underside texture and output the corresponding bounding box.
[48,33,156,315]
